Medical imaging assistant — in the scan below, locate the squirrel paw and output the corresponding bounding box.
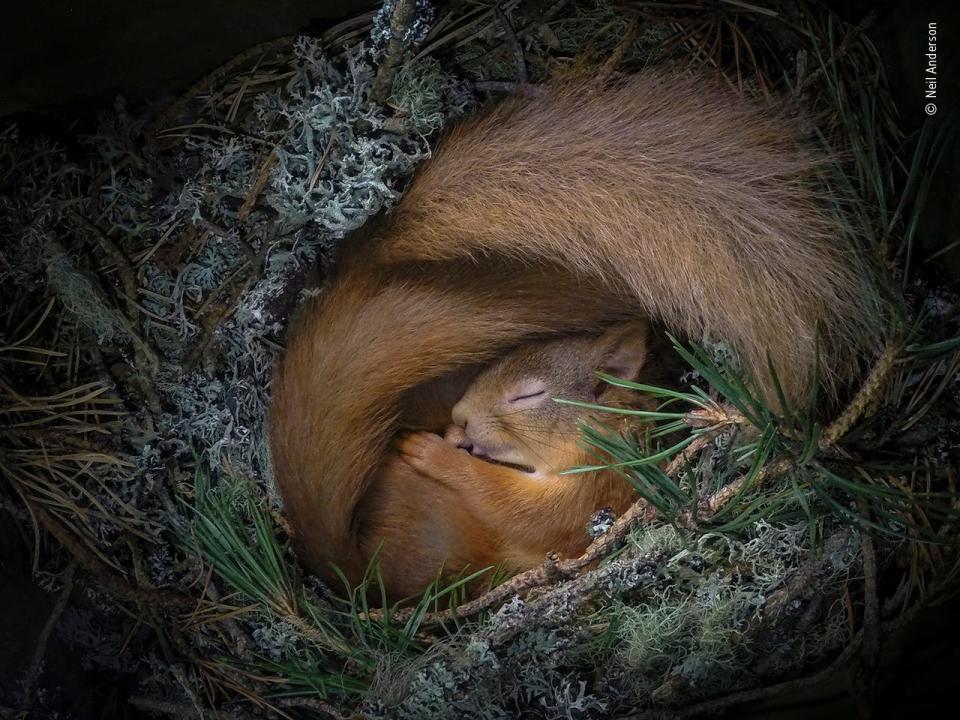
[396,431,470,482]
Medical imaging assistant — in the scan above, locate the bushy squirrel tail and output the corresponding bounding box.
[379,72,882,400]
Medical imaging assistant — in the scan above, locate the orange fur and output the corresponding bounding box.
[269,72,880,599]
[381,73,878,393]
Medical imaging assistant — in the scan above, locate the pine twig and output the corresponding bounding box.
[183,267,259,372]
[649,629,865,719]
[21,562,77,708]
[820,337,902,448]
[473,80,547,96]
[655,596,930,720]
[677,456,795,527]
[494,6,528,85]
[237,150,278,221]
[64,211,162,414]
[849,497,881,717]
[127,696,252,720]
[273,697,351,720]
[307,129,340,193]
[482,549,670,647]
[65,211,159,362]
[794,8,877,97]
[380,339,903,628]
[150,36,295,135]
[679,340,903,527]
[750,528,856,677]
[600,18,641,77]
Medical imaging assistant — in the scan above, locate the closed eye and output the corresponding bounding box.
[509,390,545,403]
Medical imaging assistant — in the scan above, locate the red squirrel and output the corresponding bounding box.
[268,72,879,599]
[395,322,655,577]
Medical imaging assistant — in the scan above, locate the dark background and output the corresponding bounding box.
[1,1,958,718]
[3,0,958,276]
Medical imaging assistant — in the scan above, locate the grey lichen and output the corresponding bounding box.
[357,521,860,717]
[43,237,130,344]
[391,57,474,133]
[367,630,609,720]
[0,26,468,696]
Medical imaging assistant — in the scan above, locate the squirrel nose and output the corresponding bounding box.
[456,424,474,452]
[455,424,476,452]
[443,423,472,452]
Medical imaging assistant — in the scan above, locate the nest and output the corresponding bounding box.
[1,1,958,718]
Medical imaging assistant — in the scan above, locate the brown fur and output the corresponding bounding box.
[380,73,877,392]
[269,72,879,599]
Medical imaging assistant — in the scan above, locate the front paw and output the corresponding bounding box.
[397,431,470,481]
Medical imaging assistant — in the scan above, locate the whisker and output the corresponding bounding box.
[493,406,549,419]
[499,420,554,465]
[500,420,575,455]
[500,421,584,437]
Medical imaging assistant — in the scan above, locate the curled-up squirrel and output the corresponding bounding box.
[269,72,881,599]
[395,321,656,575]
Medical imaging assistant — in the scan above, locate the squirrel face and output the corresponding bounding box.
[445,322,650,477]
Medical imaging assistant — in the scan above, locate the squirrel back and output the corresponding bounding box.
[269,72,881,593]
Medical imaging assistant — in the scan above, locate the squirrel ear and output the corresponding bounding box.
[597,321,649,382]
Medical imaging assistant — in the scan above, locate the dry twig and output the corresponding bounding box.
[600,18,642,77]
[20,562,77,708]
[150,36,295,135]
[494,6,528,84]
[237,150,278,221]
[31,505,195,609]
[370,0,418,105]
[128,696,253,720]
